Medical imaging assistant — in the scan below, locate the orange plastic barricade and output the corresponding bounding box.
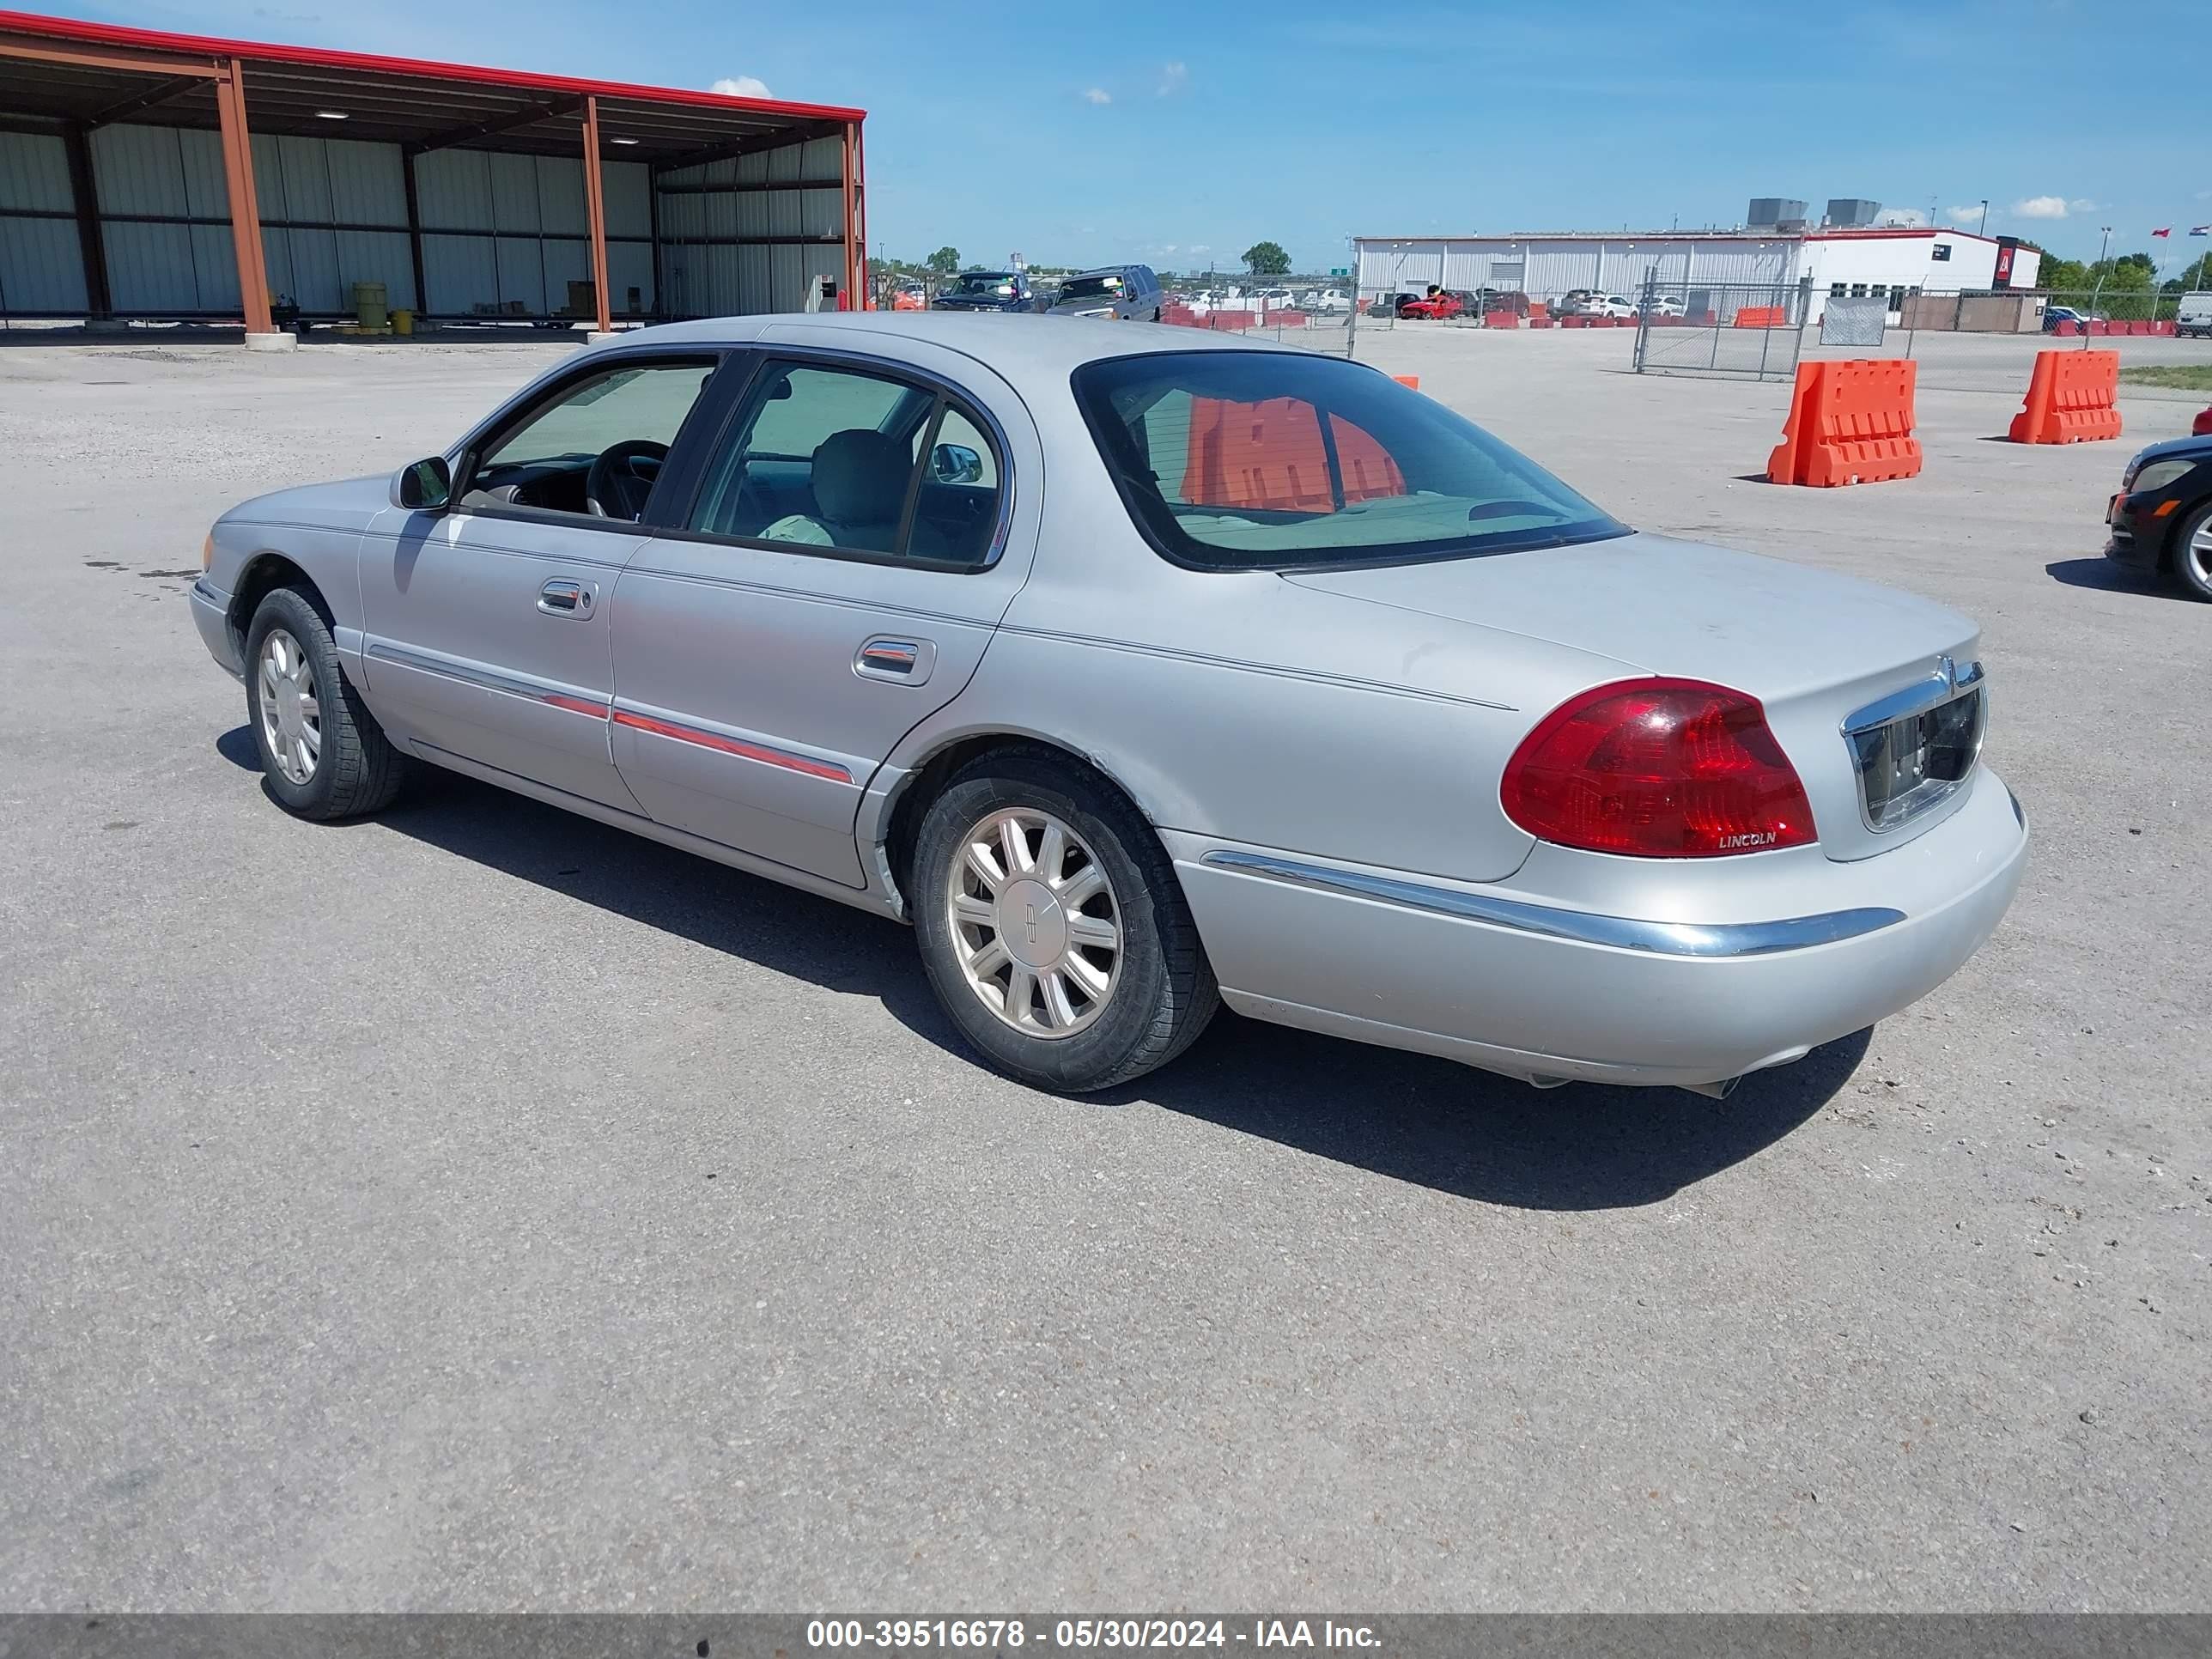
[1734,305,1786,328]
[1183,399,1405,512]
[2008,349,2123,444]
[1391,374,1419,389]
[1765,358,1923,487]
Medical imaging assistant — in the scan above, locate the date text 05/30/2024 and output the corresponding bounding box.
[806,1619,1382,1650]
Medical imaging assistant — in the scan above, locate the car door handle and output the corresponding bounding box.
[855,638,935,684]
[538,579,593,618]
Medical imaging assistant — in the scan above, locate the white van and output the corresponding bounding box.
[2179,292,2212,339]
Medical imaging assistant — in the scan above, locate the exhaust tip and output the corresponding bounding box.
[1684,1075,1743,1101]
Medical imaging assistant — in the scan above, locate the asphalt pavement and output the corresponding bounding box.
[1,325,2206,1612]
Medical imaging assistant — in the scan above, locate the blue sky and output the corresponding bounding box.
[59,0,2212,273]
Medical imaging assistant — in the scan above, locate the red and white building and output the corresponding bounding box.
[1799,227,2039,303]
[1354,226,2042,310]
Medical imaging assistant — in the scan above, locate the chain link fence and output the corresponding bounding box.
[1630,276,1810,380]
[1153,280,1364,355]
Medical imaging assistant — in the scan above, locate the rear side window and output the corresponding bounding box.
[687,359,1005,568]
[1072,349,1625,570]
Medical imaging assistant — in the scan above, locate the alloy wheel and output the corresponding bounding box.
[257,626,321,786]
[2187,514,2212,592]
[947,806,1121,1038]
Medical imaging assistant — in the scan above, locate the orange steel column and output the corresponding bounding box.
[852,121,869,307]
[581,95,614,334]
[841,121,859,307]
[212,58,274,336]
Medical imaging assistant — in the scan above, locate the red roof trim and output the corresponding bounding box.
[1358,227,2004,246]
[0,9,866,123]
[1804,227,1997,245]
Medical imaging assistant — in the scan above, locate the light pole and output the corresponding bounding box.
[1977,199,1988,236]
[2082,225,2115,349]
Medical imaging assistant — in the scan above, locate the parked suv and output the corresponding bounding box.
[2177,292,2212,340]
[1047,265,1164,321]
[933,270,1040,313]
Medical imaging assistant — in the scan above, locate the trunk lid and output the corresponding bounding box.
[1283,532,1984,861]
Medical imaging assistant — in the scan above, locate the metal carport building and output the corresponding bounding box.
[0,9,867,342]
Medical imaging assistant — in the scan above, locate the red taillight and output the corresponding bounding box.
[1501,678,1817,857]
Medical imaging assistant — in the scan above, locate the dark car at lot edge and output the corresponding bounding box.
[932,271,1040,313]
[2106,434,2212,600]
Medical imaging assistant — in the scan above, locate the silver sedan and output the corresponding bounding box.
[191,313,2027,1097]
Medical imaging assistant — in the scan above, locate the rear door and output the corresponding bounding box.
[605,332,1042,886]
[360,351,726,811]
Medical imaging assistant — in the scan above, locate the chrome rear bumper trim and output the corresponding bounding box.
[1196,849,1905,959]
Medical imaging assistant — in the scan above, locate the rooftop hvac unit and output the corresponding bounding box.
[1826,198,1882,228]
[1747,197,1808,231]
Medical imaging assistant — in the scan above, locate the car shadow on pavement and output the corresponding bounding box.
[1112,1018,1862,1210]
[219,728,1858,1209]
[2045,556,2186,598]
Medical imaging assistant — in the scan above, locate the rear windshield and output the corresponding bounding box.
[1071,349,1626,570]
[954,272,1018,295]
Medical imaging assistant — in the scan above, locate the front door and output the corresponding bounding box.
[359,352,724,811]
[606,335,1041,887]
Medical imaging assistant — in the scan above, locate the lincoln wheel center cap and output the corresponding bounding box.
[997,878,1066,969]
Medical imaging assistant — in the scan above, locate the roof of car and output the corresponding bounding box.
[592,311,1297,380]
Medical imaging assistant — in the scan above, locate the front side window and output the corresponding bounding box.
[466,358,717,520]
[688,360,1005,566]
[1073,350,1624,570]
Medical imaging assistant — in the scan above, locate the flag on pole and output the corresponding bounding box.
[2191,225,2211,236]
[2151,227,2172,238]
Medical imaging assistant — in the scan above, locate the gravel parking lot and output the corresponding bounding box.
[2,325,2206,1612]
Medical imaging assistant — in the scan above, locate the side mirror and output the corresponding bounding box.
[932,443,984,486]
[392,454,452,512]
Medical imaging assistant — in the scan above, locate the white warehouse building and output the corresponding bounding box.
[1355,228,2040,313]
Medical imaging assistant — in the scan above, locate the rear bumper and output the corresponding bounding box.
[191,577,243,680]
[1168,766,2028,1091]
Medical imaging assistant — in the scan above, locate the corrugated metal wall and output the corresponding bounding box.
[90,124,243,313]
[1358,237,1797,303]
[415,148,653,317]
[0,129,88,313]
[656,132,844,318]
[258,131,412,313]
[3,118,845,322]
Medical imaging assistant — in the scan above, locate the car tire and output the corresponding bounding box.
[243,585,406,819]
[911,748,1218,1093]
[2170,500,2212,602]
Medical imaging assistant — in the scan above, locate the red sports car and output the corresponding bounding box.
[1397,291,1464,321]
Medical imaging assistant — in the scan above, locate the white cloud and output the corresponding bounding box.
[2068,198,2098,212]
[2012,195,2070,220]
[1156,61,1188,95]
[1944,204,1984,224]
[1082,87,1111,104]
[708,74,772,99]
[1188,243,1210,255]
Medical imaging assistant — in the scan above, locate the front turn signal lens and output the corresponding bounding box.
[201,532,214,572]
